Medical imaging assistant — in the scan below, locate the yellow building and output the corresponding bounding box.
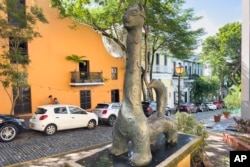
[0,0,125,115]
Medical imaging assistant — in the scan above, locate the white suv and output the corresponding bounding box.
[93,103,121,126]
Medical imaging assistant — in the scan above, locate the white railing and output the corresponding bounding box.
[147,65,172,74]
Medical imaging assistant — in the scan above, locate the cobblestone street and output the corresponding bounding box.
[0,125,113,167]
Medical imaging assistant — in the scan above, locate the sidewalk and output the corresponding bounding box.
[202,113,241,167]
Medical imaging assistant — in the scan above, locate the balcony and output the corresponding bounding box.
[70,71,104,86]
[172,73,199,80]
[147,65,172,73]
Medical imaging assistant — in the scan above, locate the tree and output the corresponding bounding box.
[51,0,204,100]
[191,76,220,102]
[200,22,241,89]
[224,84,241,110]
[0,0,48,115]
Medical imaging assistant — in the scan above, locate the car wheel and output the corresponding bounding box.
[0,124,17,142]
[108,115,116,126]
[165,110,171,116]
[87,120,96,129]
[44,124,57,135]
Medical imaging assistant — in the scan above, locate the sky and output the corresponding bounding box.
[183,0,242,52]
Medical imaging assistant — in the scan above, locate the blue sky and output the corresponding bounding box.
[184,0,241,40]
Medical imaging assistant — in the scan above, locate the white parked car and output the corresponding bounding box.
[205,102,217,110]
[29,104,98,135]
[93,103,121,126]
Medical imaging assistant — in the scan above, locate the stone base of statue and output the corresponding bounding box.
[65,133,202,167]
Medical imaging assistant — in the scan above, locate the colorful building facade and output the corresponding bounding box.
[0,0,125,115]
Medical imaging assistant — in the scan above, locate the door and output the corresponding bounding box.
[79,61,89,80]
[13,86,32,115]
[53,106,72,130]
[80,90,91,109]
[68,106,89,128]
[111,89,120,102]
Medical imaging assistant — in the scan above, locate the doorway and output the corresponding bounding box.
[111,89,120,102]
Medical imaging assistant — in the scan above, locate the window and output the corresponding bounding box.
[7,0,26,27]
[9,37,28,64]
[69,106,86,114]
[54,107,67,114]
[156,53,159,65]
[111,103,121,109]
[164,56,167,66]
[111,67,118,80]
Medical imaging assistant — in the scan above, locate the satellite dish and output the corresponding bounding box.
[102,36,126,58]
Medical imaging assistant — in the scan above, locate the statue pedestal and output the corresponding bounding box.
[66,133,202,167]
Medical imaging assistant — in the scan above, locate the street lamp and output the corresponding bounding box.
[175,64,184,111]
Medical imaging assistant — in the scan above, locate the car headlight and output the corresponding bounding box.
[0,118,3,124]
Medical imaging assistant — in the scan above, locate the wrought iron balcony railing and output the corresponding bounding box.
[70,71,104,86]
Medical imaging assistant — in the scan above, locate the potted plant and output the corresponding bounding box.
[65,54,86,82]
[222,111,231,118]
[214,114,221,122]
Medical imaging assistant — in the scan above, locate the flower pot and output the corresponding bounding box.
[223,113,230,118]
[214,115,221,122]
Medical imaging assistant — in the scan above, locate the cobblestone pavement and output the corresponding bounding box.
[0,125,113,167]
[0,113,241,167]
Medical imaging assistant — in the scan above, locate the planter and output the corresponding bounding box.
[223,133,250,150]
[223,113,230,118]
[214,115,221,122]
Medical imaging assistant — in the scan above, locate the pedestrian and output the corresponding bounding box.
[54,98,60,104]
[48,95,54,104]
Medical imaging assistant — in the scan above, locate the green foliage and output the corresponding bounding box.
[65,54,85,71]
[224,85,241,110]
[0,0,48,114]
[175,112,208,167]
[191,76,220,102]
[201,22,241,87]
[50,0,204,59]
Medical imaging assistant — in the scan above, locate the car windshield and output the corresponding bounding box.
[180,103,188,106]
[35,108,47,114]
[95,104,109,109]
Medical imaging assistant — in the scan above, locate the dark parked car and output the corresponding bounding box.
[142,101,157,117]
[177,103,199,113]
[219,101,225,108]
[141,101,171,116]
[0,114,26,142]
[213,101,223,109]
[195,103,209,112]
[165,106,171,116]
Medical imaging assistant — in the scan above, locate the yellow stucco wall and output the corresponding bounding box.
[0,0,125,115]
